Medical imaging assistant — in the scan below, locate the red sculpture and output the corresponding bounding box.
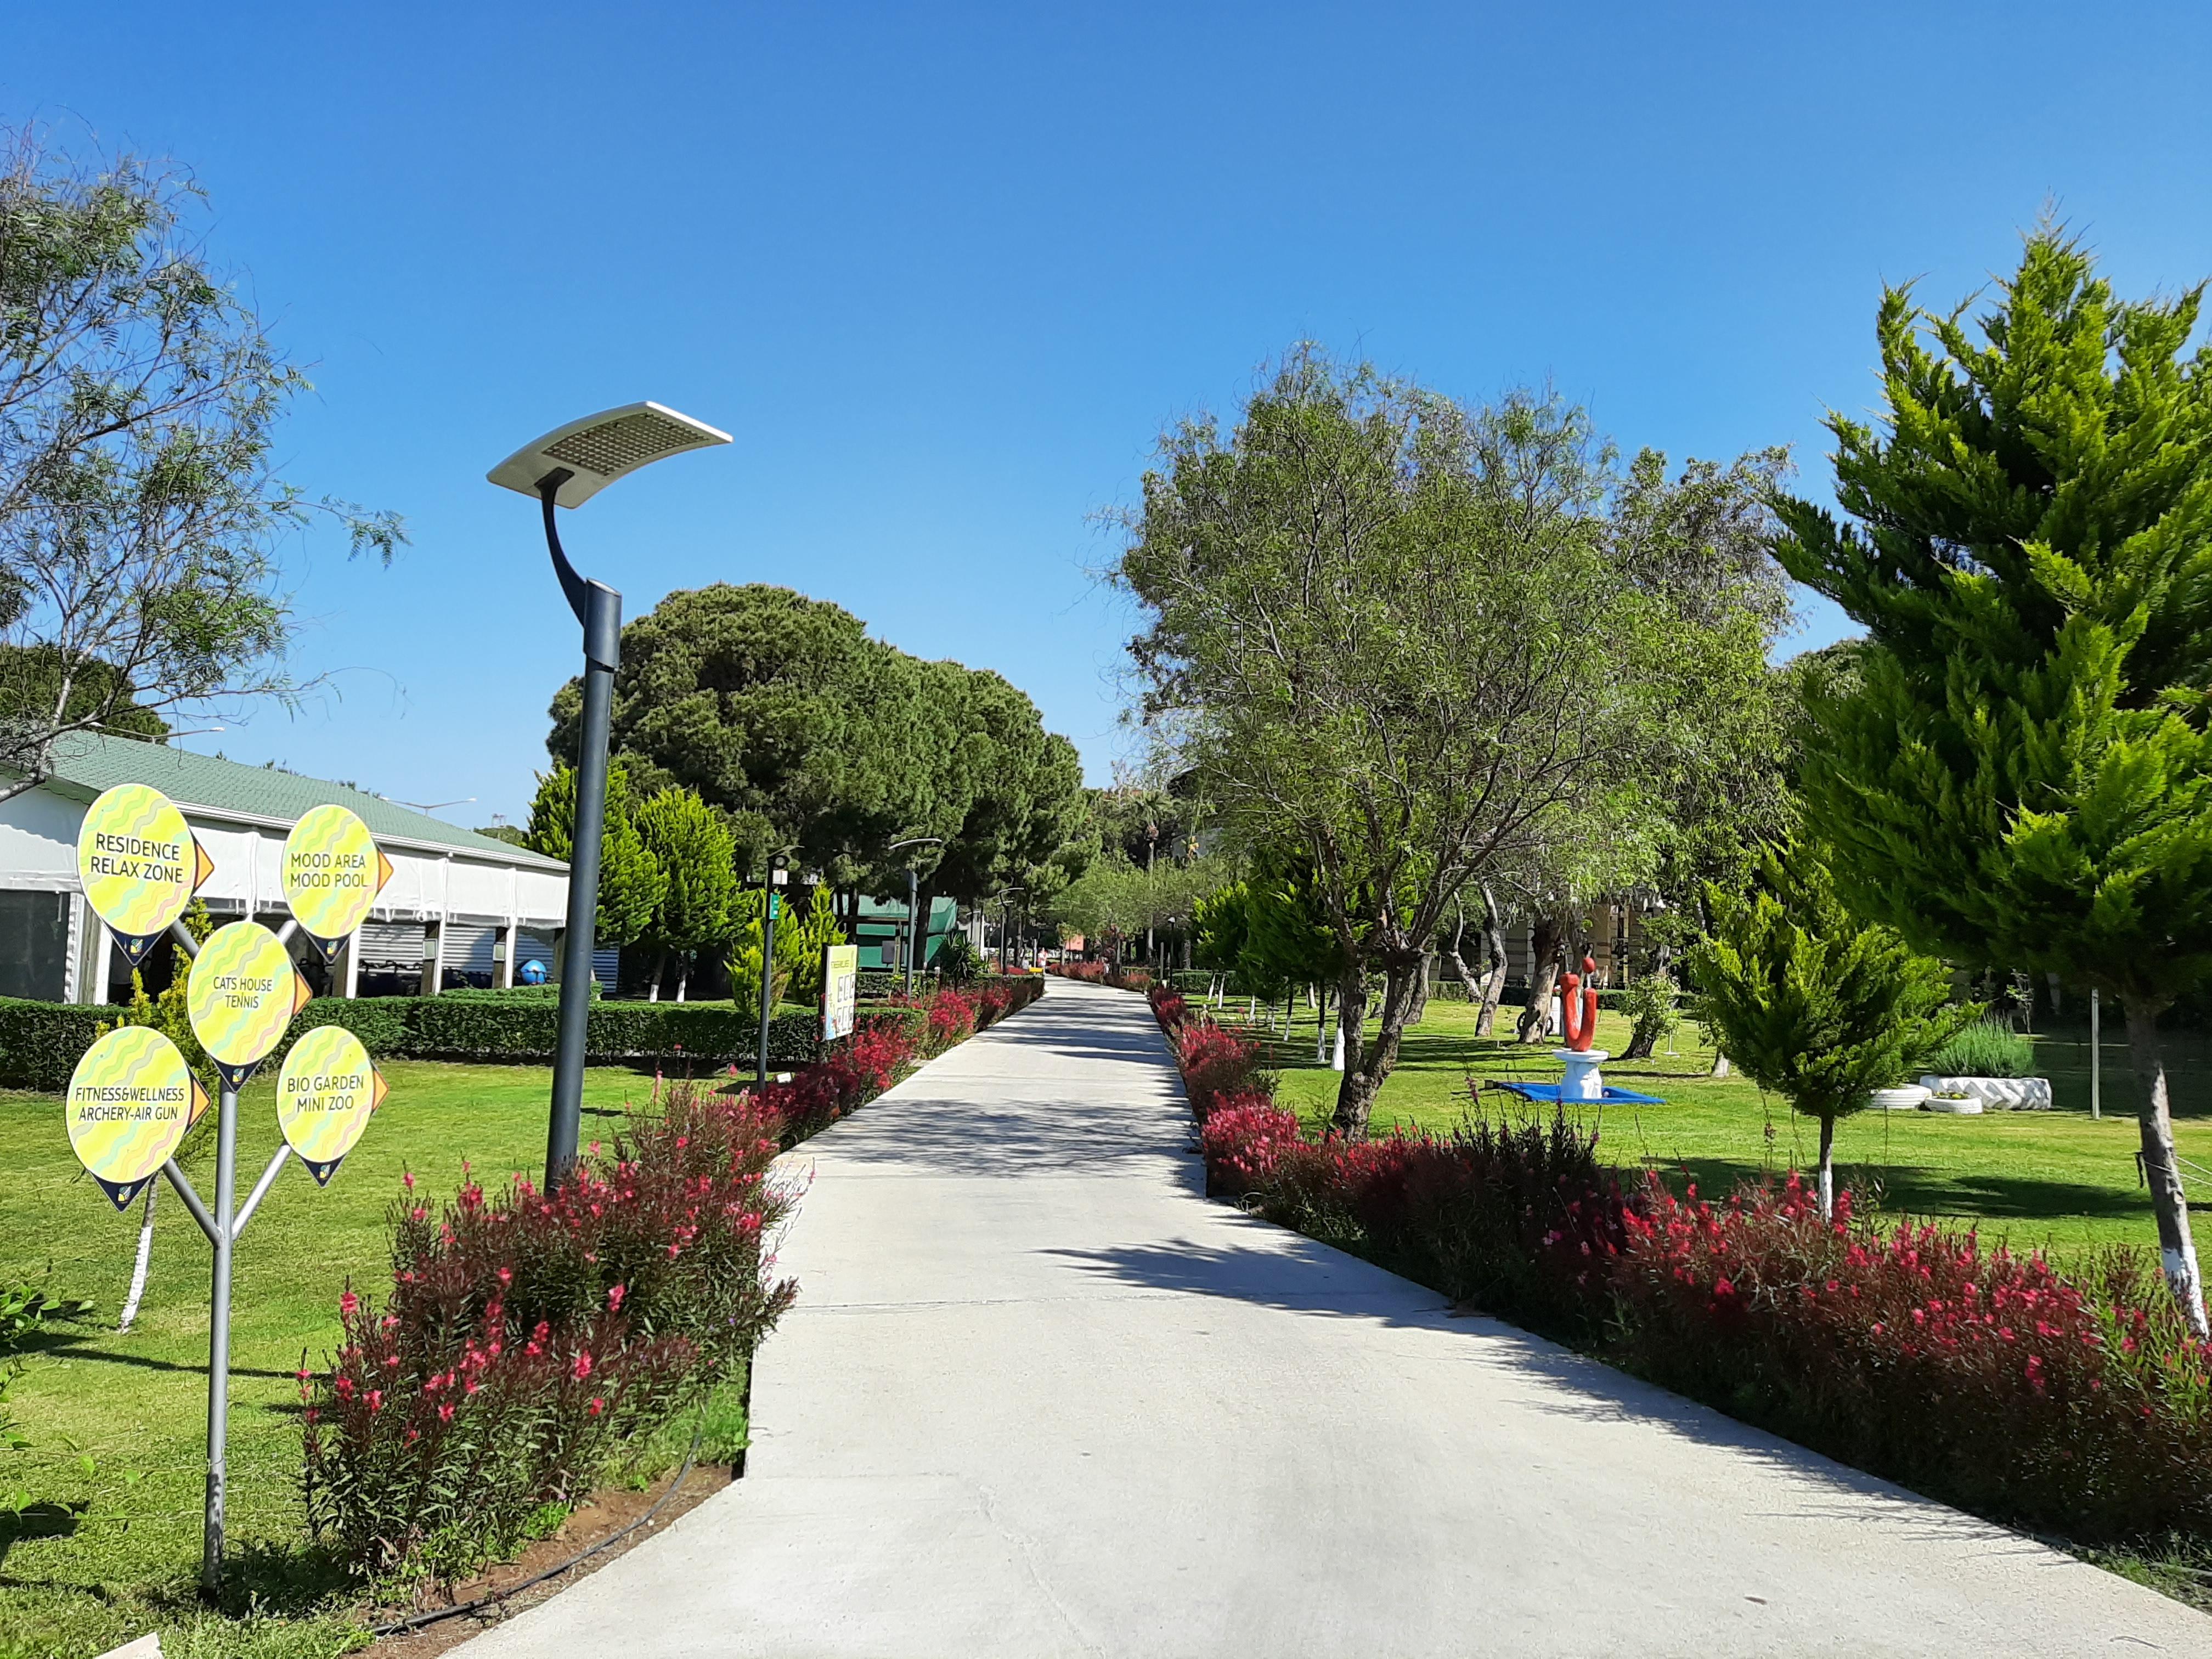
[1560,953,1599,1052]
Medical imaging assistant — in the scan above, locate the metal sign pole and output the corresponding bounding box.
[2091,987,2102,1121]
[202,1080,236,1593]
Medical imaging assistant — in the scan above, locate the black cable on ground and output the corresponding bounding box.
[366,1419,708,1639]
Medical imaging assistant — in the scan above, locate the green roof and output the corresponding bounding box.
[21,732,566,871]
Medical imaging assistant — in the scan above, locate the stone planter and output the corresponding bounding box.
[1871,1085,1929,1111]
[1918,1075,2053,1111]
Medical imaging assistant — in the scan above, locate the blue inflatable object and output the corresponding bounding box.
[518,958,549,985]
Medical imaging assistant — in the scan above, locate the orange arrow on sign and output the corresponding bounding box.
[193,839,216,891]
[370,1069,390,1111]
[291,968,315,1016]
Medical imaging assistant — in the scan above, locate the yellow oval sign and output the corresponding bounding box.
[281,805,392,949]
[277,1026,385,1184]
[188,922,314,1084]
[76,785,212,961]
[65,1026,210,1209]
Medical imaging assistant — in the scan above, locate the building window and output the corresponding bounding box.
[0,890,69,1001]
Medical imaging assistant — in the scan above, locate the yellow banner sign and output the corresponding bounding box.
[822,943,859,1042]
[76,785,214,964]
[188,922,314,1087]
[65,1026,210,1209]
[276,1025,386,1185]
[281,805,393,956]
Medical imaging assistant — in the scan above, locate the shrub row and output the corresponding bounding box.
[1147,985,2212,1543]
[1048,961,1153,994]
[0,994,833,1090]
[304,972,1046,1584]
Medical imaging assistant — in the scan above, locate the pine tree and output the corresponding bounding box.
[632,787,738,1001]
[1688,846,1970,1218]
[1773,229,2212,1327]
[526,764,667,952]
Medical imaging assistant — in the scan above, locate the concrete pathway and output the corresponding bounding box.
[460,979,2212,1657]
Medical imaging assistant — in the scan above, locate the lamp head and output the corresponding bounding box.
[488,402,731,508]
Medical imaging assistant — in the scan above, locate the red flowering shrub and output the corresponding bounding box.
[925,988,979,1050]
[1613,1176,2212,1537]
[1170,1019,1265,1121]
[1198,1098,1300,1194]
[304,1084,796,1579]
[763,1017,919,1142]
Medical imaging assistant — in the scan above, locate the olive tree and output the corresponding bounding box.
[0,129,400,799]
[1120,349,1764,1136]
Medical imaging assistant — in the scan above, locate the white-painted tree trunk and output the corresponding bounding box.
[117,1180,157,1333]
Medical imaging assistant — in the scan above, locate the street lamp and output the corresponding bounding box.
[995,887,1024,975]
[756,854,789,1091]
[489,402,731,1188]
[887,836,944,994]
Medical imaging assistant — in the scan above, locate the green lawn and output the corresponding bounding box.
[0,1058,687,1659]
[1249,996,2212,1261]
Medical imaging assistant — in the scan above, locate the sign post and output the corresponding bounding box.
[822,943,859,1044]
[62,786,392,1596]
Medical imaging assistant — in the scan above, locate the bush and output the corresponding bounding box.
[1613,1177,2212,1538]
[1193,1087,2212,1541]
[0,994,823,1089]
[0,997,117,1090]
[303,1082,796,1579]
[1926,1017,2036,1079]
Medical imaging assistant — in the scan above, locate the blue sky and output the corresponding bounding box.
[10,3,2209,828]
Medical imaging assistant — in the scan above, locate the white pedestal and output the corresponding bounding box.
[1555,1048,1609,1102]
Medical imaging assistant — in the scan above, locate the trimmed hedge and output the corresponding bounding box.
[0,998,116,1092]
[0,994,822,1090]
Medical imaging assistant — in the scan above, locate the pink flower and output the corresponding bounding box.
[339,1289,359,1319]
[572,1351,594,1381]
[366,1389,384,1413]
[439,1403,455,1421]
[588,1396,605,1417]
[607,1284,627,1312]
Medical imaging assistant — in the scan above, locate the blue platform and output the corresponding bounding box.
[1486,1081,1666,1107]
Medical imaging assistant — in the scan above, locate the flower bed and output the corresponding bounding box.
[1050,961,1153,994]
[304,972,1044,1584]
[1158,985,2212,1543]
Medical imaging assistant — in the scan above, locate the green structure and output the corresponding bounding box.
[851,895,961,973]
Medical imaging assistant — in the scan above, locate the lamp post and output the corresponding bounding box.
[757,855,789,1091]
[489,403,730,1189]
[996,887,1024,975]
[887,836,944,994]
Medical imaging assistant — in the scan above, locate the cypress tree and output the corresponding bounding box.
[1773,229,2212,1328]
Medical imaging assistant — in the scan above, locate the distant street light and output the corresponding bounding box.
[386,795,475,813]
[489,402,730,1188]
[757,854,789,1091]
[888,836,945,994]
[995,887,1025,975]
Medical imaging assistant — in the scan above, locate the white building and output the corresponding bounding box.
[0,732,571,1003]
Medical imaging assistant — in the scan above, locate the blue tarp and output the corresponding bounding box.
[1486,1081,1666,1107]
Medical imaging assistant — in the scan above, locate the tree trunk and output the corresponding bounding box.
[675,953,690,1002]
[1441,913,1475,994]
[1710,1053,1730,1077]
[1516,912,1565,1043]
[1331,955,1423,1139]
[1622,1018,1657,1062]
[2124,998,2209,1338]
[1475,885,1508,1039]
[1817,1115,1836,1222]
[1314,985,1331,1064]
[117,1179,158,1333]
[648,945,666,1001]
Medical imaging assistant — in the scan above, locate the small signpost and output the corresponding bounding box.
[58,784,394,1595]
[76,783,216,966]
[822,942,859,1043]
[65,1027,211,1210]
